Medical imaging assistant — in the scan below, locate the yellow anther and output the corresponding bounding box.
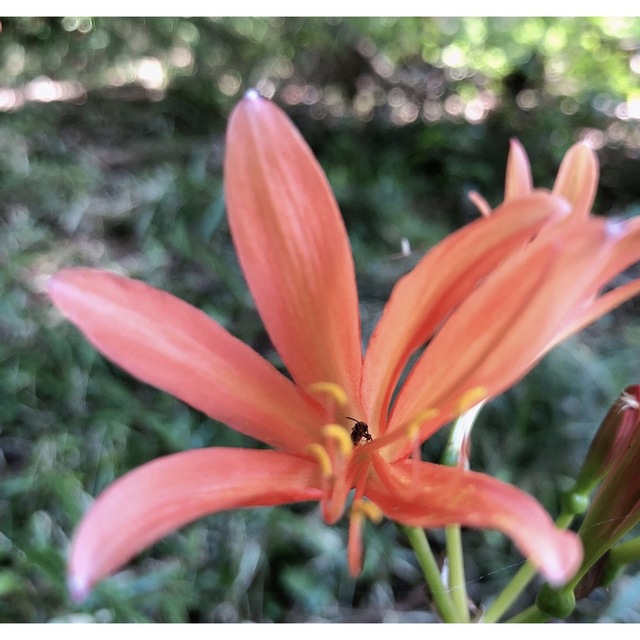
[406,408,440,440]
[306,382,348,408]
[351,499,383,524]
[322,423,353,456]
[305,444,333,478]
[457,386,488,414]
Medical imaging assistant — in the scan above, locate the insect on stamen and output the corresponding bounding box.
[346,417,373,446]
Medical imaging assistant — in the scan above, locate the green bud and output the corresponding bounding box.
[536,583,576,618]
[560,489,590,516]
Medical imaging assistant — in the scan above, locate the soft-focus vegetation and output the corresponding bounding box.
[2,17,640,622]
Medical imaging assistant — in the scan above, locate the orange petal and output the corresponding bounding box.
[388,218,625,440]
[504,138,533,201]
[597,217,640,284]
[367,457,582,587]
[552,142,599,219]
[546,218,640,347]
[68,448,321,600]
[552,279,640,348]
[48,268,321,452]
[361,193,569,430]
[225,93,362,404]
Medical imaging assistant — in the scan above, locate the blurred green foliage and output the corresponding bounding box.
[2,17,640,622]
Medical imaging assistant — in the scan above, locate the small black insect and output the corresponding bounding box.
[347,416,372,445]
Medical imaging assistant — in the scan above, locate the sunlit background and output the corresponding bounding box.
[2,17,640,622]
[3,18,640,140]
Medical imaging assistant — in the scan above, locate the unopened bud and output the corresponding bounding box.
[573,385,640,495]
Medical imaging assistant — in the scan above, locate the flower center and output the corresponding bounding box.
[305,382,376,523]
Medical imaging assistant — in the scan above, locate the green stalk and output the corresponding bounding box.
[505,604,550,623]
[403,525,460,623]
[445,524,470,622]
[482,563,537,623]
[438,402,485,622]
[609,537,640,566]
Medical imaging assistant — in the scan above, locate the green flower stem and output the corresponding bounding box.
[505,604,550,623]
[555,512,575,530]
[482,511,576,623]
[609,537,640,566]
[445,524,470,622]
[403,525,460,623]
[436,402,485,621]
[482,562,537,623]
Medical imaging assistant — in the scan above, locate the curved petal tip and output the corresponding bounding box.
[243,87,262,101]
[47,270,66,297]
[67,573,91,603]
[540,529,583,587]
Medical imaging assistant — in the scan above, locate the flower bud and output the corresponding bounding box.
[536,583,576,618]
[577,389,640,575]
[573,385,640,495]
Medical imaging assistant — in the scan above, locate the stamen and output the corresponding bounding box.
[308,428,358,525]
[406,408,440,440]
[351,499,384,523]
[348,509,364,577]
[365,408,439,455]
[348,499,384,577]
[456,386,488,415]
[306,442,337,523]
[468,190,492,217]
[408,435,422,491]
[404,411,435,499]
[305,443,333,477]
[306,382,348,412]
[322,423,353,456]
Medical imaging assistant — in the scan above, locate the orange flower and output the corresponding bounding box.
[49,93,640,602]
